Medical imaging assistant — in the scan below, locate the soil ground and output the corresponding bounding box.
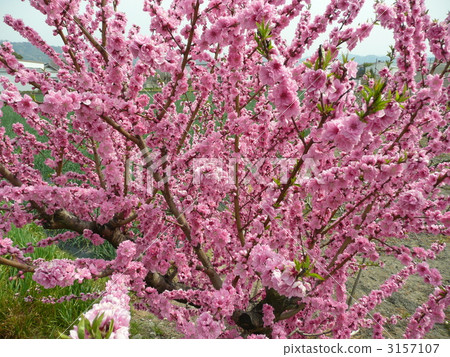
[349,233,449,339]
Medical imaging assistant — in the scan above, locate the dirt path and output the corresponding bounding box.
[349,234,449,339]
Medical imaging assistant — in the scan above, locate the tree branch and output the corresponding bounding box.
[73,16,109,64]
[0,256,35,272]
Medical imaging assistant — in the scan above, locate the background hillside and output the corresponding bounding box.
[1,41,393,65]
[0,41,62,63]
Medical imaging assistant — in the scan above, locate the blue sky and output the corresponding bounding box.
[0,0,448,56]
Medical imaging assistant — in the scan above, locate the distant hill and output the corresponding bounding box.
[0,41,62,63]
[0,41,433,68]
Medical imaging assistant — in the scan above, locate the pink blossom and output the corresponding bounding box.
[70,274,131,339]
[33,260,77,289]
[272,79,300,119]
[186,312,223,339]
[0,0,448,340]
[0,237,13,255]
[416,262,430,277]
[304,69,327,90]
[397,190,426,216]
[344,61,358,78]
[321,120,340,141]
[427,74,443,98]
[397,253,412,265]
[262,304,275,327]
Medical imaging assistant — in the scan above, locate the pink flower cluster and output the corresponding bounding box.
[70,273,131,339]
[404,286,450,339]
[40,89,81,117]
[322,114,365,151]
[185,312,224,339]
[416,262,442,287]
[250,245,309,298]
[32,259,109,289]
[36,231,78,248]
[0,236,14,256]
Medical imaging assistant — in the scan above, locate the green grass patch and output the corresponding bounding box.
[0,223,107,338]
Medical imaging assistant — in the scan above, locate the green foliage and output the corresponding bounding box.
[385,45,396,70]
[305,48,337,70]
[60,313,114,339]
[58,233,116,260]
[254,20,273,60]
[316,47,335,71]
[357,78,390,121]
[299,128,311,139]
[12,51,23,60]
[317,102,335,115]
[398,151,408,164]
[294,255,325,281]
[394,84,410,104]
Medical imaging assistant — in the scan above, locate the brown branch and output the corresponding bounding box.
[0,162,127,248]
[0,163,22,187]
[386,103,423,152]
[156,0,200,122]
[434,172,448,188]
[56,28,81,72]
[137,138,223,290]
[115,211,138,227]
[1,162,215,294]
[233,135,246,247]
[0,256,114,279]
[438,61,450,78]
[73,16,109,63]
[260,140,314,230]
[176,98,202,154]
[100,114,140,145]
[318,189,378,237]
[90,138,106,189]
[0,256,35,272]
[239,86,266,111]
[101,0,108,49]
[176,44,222,154]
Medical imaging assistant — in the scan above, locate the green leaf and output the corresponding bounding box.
[95,329,103,339]
[104,319,115,339]
[307,272,325,280]
[77,317,86,339]
[300,128,311,139]
[85,320,94,337]
[294,259,302,272]
[92,312,105,332]
[398,151,408,163]
[305,254,311,267]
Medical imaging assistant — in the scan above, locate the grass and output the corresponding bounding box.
[129,309,183,339]
[0,223,108,338]
[57,233,116,260]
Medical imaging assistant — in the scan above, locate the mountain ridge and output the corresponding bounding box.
[1,41,395,65]
[0,41,62,63]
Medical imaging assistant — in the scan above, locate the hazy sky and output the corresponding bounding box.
[0,0,448,56]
